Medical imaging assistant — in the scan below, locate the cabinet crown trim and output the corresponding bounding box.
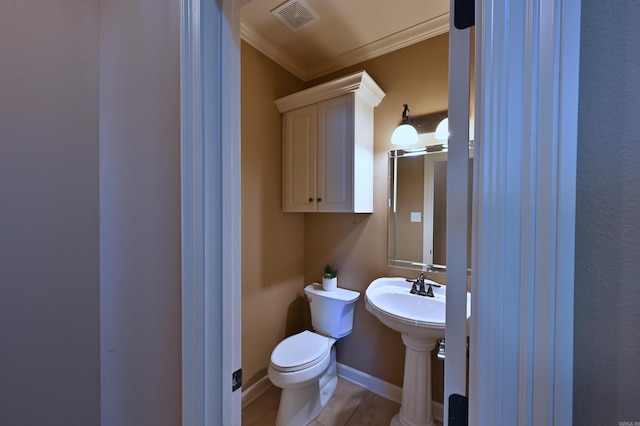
[275,71,386,113]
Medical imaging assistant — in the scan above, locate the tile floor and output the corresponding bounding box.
[242,378,443,426]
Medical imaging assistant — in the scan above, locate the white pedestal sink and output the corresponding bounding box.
[365,277,470,426]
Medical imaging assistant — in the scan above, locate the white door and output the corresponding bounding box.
[444,3,473,422]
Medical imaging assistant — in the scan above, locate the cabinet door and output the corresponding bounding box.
[317,94,354,212]
[282,104,317,212]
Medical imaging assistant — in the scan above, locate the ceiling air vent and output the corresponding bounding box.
[272,0,319,32]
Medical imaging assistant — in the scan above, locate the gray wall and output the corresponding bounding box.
[0,1,100,425]
[99,0,182,425]
[575,0,640,423]
[0,0,182,425]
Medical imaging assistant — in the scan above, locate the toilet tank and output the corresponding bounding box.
[304,283,360,338]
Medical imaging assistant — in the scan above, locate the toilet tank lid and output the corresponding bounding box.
[304,283,360,302]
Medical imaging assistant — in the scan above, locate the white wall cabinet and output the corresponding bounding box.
[275,71,385,213]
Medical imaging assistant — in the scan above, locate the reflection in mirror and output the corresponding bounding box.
[388,146,473,272]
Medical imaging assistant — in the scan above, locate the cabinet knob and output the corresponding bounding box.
[308,198,314,203]
[317,198,322,202]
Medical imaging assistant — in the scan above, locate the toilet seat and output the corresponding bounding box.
[270,331,331,372]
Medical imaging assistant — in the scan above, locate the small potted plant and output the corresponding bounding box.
[322,264,338,291]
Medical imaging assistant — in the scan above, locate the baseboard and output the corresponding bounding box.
[336,362,402,403]
[241,375,273,409]
[337,362,444,423]
[241,364,444,423]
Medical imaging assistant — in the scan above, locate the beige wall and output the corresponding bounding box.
[241,34,454,400]
[241,42,307,388]
[304,34,450,396]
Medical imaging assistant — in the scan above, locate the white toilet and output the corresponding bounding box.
[268,282,360,426]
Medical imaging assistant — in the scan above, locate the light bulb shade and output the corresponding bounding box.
[391,123,418,145]
[435,118,449,140]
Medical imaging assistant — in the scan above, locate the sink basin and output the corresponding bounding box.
[365,276,470,339]
[365,276,472,426]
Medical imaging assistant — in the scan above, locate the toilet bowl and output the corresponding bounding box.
[268,283,359,426]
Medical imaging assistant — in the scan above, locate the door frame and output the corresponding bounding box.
[444,5,473,419]
[179,0,582,423]
[180,0,242,424]
[469,0,580,424]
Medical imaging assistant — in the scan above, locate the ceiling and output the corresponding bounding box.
[240,0,450,81]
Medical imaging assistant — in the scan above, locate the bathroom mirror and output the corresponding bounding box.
[388,146,473,272]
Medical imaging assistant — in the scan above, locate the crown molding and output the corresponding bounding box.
[305,13,450,80]
[240,22,309,79]
[274,70,385,112]
[240,13,450,81]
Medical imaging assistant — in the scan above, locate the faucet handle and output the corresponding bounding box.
[405,277,420,294]
[426,283,434,297]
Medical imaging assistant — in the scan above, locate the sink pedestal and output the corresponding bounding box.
[365,278,470,426]
[391,335,438,426]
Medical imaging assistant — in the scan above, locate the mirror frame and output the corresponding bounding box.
[388,144,474,272]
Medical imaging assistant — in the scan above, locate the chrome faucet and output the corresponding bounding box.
[406,272,441,297]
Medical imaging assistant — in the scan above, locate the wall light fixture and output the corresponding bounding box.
[391,106,449,146]
[390,104,418,145]
[435,118,449,140]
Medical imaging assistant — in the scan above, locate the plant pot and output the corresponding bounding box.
[322,277,337,291]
